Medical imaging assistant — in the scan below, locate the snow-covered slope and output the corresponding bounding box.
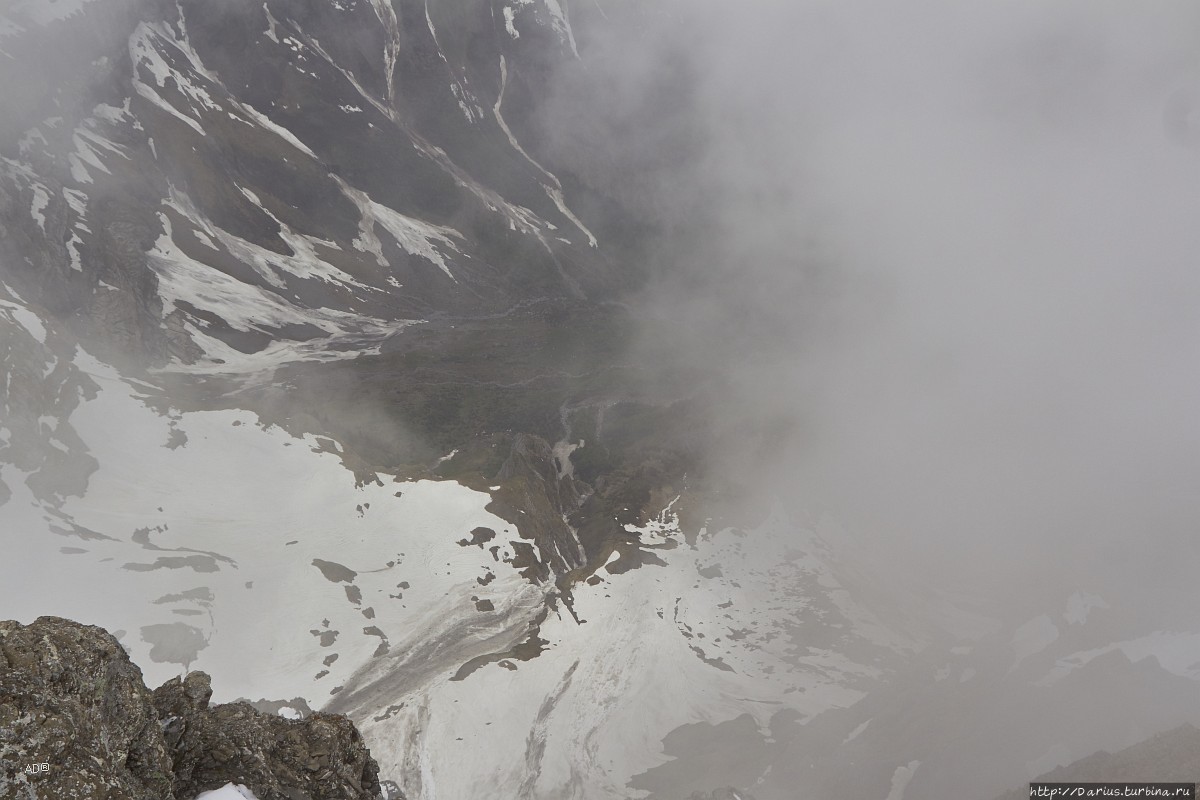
[1,341,543,707]
[5,3,1200,800]
[0,0,616,371]
[0,290,909,795]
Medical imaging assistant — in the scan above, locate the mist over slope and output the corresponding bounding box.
[2,1,1200,799]
[547,0,1200,606]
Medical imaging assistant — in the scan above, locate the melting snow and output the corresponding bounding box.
[6,0,98,26]
[263,2,279,43]
[146,207,396,363]
[235,103,317,159]
[0,290,47,344]
[541,0,579,57]
[66,232,84,272]
[493,55,597,247]
[29,183,49,232]
[0,350,527,707]
[337,178,461,281]
[354,503,903,797]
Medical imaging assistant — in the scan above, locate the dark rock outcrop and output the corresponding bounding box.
[155,673,381,800]
[0,616,174,800]
[0,616,382,800]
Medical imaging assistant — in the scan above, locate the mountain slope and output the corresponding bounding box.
[4,3,1200,800]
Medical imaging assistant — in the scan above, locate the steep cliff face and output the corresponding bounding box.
[0,616,383,800]
[0,0,625,370]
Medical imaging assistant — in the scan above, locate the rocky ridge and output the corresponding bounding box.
[0,616,383,800]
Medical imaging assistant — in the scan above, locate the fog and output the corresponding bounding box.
[5,1,1200,795]
[545,0,1200,617]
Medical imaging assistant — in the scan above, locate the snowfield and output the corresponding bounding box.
[0,332,911,797]
[1,347,537,706]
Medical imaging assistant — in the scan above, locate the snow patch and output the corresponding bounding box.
[1064,591,1108,625]
[129,22,209,135]
[842,718,871,744]
[493,55,597,247]
[235,104,317,159]
[354,502,906,797]
[6,0,98,26]
[146,207,395,363]
[30,184,49,232]
[0,350,526,708]
[337,178,461,281]
[885,761,921,800]
[263,2,279,43]
[66,232,85,272]
[0,293,47,344]
[541,0,579,58]
[194,784,260,800]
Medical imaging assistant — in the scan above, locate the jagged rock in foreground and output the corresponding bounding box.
[0,616,383,800]
[0,616,174,799]
[154,672,382,800]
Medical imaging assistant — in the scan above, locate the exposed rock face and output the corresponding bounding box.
[0,616,382,800]
[0,0,625,371]
[0,616,173,799]
[155,673,382,800]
